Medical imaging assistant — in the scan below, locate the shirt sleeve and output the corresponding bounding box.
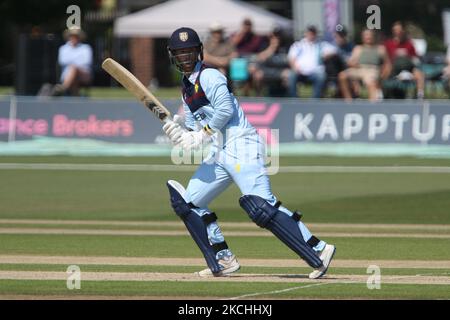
[407,41,417,57]
[58,45,68,66]
[321,41,337,56]
[78,45,93,68]
[199,68,234,132]
[288,42,299,60]
[182,99,196,131]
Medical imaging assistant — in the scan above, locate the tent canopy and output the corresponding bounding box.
[114,0,293,38]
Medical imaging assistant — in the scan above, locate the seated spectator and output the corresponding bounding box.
[229,18,267,95]
[287,25,337,98]
[334,25,354,65]
[52,26,93,96]
[203,22,237,75]
[323,24,355,97]
[384,21,425,99]
[247,26,291,96]
[231,18,265,56]
[338,29,391,102]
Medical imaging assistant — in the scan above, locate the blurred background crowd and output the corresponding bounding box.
[1,0,450,101]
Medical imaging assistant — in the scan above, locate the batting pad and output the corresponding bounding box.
[167,180,222,275]
[239,194,323,269]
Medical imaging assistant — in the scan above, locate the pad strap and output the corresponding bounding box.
[292,211,303,222]
[212,241,229,253]
[202,212,227,253]
[307,235,321,248]
[201,212,218,225]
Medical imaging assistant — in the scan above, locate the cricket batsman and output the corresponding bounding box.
[163,27,336,278]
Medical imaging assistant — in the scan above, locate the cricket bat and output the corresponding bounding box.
[101,58,171,123]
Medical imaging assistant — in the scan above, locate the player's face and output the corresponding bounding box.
[172,47,199,74]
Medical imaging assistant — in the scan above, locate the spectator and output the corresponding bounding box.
[287,25,337,98]
[247,26,291,96]
[231,18,265,56]
[203,22,237,75]
[384,21,425,99]
[228,18,267,95]
[323,24,355,97]
[338,29,391,102]
[334,25,354,64]
[52,26,93,96]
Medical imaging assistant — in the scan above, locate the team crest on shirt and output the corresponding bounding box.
[194,112,206,121]
[179,32,188,42]
[194,83,199,93]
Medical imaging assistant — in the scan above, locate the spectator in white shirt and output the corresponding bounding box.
[287,25,337,98]
[52,27,93,96]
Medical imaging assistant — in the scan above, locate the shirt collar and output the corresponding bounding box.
[187,62,202,84]
[67,41,81,48]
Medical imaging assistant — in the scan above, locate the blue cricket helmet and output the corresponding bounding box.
[167,27,203,73]
[168,27,202,50]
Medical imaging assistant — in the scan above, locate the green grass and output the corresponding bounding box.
[279,155,450,167]
[0,279,290,298]
[301,190,450,223]
[0,280,448,299]
[269,283,450,299]
[0,223,186,230]
[0,87,14,96]
[0,86,181,99]
[0,234,449,260]
[2,155,450,166]
[0,155,449,299]
[0,222,448,235]
[1,156,450,223]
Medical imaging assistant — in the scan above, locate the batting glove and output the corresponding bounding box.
[179,128,213,151]
[162,115,185,145]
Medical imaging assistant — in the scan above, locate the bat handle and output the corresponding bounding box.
[162,116,172,124]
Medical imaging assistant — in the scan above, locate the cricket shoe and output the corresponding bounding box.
[309,244,336,279]
[196,255,240,277]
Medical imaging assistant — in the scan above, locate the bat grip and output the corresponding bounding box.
[162,116,172,124]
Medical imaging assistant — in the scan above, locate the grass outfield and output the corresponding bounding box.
[1,156,450,223]
[0,155,449,299]
[2,280,449,300]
